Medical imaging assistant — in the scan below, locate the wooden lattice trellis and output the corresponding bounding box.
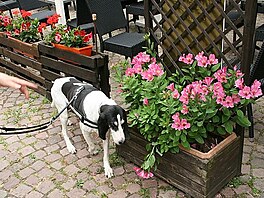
[144,0,257,78]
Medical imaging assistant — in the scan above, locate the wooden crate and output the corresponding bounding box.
[117,128,242,198]
[0,34,45,95]
[38,42,110,100]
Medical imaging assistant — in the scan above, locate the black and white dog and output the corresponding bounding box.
[51,77,129,178]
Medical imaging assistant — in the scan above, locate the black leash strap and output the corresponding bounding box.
[0,86,85,135]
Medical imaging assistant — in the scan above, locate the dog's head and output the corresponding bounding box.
[98,105,129,144]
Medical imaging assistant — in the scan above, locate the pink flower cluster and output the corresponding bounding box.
[125,52,164,81]
[171,112,191,131]
[179,51,218,67]
[133,166,154,179]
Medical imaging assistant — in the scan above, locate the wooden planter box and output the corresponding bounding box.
[0,34,45,95]
[38,42,110,100]
[117,128,242,198]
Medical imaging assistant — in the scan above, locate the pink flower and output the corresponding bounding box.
[195,51,204,61]
[167,83,175,91]
[203,77,214,86]
[55,33,61,42]
[141,70,154,81]
[250,80,262,98]
[172,90,180,99]
[184,53,193,64]
[179,92,189,105]
[197,56,208,67]
[207,54,218,65]
[181,105,189,114]
[143,98,149,105]
[235,78,244,89]
[125,68,135,76]
[214,67,227,83]
[148,63,164,76]
[232,94,241,104]
[239,86,252,99]
[181,119,191,129]
[133,167,154,179]
[222,96,234,108]
[133,64,142,74]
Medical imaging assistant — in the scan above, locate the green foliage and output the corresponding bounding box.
[113,35,260,172]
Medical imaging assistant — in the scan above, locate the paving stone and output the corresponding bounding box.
[19,145,35,157]
[114,166,125,176]
[142,179,158,188]
[62,179,76,190]
[36,180,55,194]
[44,144,60,154]
[25,175,40,186]
[0,169,13,181]
[44,153,62,163]
[50,160,64,170]
[30,160,46,171]
[126,183,141,194]
[18,167,35,179]
[37,168,54,178]
[220,187,236,197]
[82,180,97,191]
[0,160,9,171]
[97,185,112,194]
[34,150,47,159]
[66,188,86,198]
[10,184,32,197]
[252,168,264,177]
[108,190,128,198]
[110,176,126,188]
[25,191,43,198]
[253,178,264,192]
[3,176,20,190]
[47,189,64,198]
[233,185,252,195]
[0,190,8,198]
[76,158,93,168]
[64,164,80,175]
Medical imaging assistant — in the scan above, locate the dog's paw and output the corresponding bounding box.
[67,144,76,154]
[104,167,114,178]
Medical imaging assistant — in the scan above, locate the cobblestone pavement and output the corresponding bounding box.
[0,51,263,198]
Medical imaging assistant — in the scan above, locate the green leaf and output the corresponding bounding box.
[211,63,221,72]
[223,120,233,133]
[181,134,186,142]
[237,115,251,127]
[217,126,226,135]
[195,135,205,144]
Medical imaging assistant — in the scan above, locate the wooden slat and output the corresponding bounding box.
[41,56,98,83]
[0,35,39,57]
[0,47,42,71]
[0,57,44,85]
[38,43,106,69]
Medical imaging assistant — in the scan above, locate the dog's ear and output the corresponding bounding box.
[123,109,130,140]
[98,106,109,140]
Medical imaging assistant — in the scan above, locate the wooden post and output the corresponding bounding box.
[144,0,152,32]
[238,0,257,175]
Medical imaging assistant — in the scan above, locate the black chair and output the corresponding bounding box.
[67,0,94,34]
[0,0,19,17]
[247,41,264,141]
[16,0,55,23]
[85,0,145,59]
[120,0,137,9]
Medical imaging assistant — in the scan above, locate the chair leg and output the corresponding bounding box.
[247,103,254,142]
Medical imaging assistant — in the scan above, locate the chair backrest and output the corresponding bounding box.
[84,0,127,36]
[76,0,92,25]
[16,0,50,11]
[250,42,264,86]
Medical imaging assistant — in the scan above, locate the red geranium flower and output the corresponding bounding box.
[20,10,32,18]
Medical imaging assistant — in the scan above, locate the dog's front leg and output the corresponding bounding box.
[60,111,76,154]
[103,132,113,178]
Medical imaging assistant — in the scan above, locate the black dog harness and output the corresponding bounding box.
[62,78,99,129]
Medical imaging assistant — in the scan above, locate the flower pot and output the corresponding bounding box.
[116,128,242,198]
[53,43,93,56]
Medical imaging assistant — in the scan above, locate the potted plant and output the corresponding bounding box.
[44,24,93,56]
[0,10,50,58]
[114,35,262,197]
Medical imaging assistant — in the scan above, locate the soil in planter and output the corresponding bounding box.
[190,134,225,153]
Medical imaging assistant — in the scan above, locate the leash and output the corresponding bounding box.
[0,86,85,135]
